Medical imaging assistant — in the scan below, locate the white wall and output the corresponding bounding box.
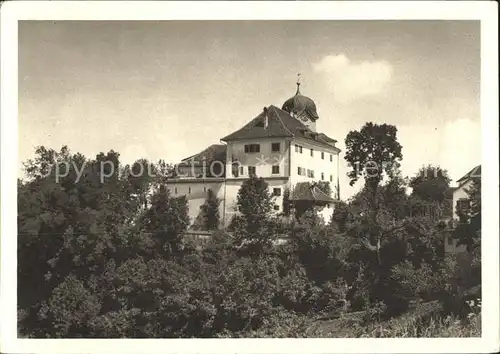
[166,180,225,227]
[289,137,340,191]
[225,138,291,179]
[166,176,289,228]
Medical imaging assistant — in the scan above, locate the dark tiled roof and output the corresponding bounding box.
[291,182,337,203]
[181,144,226,166]
[221,105,339,150]
[457,165,481,183]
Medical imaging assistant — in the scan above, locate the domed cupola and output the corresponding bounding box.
[282,77,319,122]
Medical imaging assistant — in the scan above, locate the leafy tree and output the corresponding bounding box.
[200,189,221,230]
[454,177,481,253]
[315,181,332,197]
[344,123,403,264]
[230,176,276,253]
[282,187,291,217]
[139,184,189,257]
[410,165,451,203]
[18,146,154,336]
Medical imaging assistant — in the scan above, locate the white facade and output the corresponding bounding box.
[166,135,340,228]
[225,138,291,179]
[289,137,340,190]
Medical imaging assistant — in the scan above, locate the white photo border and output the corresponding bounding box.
[1,1,498,353]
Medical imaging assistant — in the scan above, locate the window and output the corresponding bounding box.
[188,187,191,194]
[244,144,260,153]
[295,145,299,152]
[321,152,325,159]
[299,146,303,153]
[298,167,306,176]
[310,148,314,157]
[232,162,239,177]
[248,166,256,176]
[330,154,333,162]
[239,166,244,175]
[307,169,315,178]
[271,143,281,152]
[321,173,324,181]
[204,186,207,192]
[274,205,280,211]
[272,165,280,174]
[174,187,178,194]
[273,188,281,197]
[330,175,333,182]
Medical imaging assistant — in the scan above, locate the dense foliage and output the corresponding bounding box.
[18,128,481,337]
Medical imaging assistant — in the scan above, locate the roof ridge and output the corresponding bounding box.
[270,105,295,137]
[312,185,336,202]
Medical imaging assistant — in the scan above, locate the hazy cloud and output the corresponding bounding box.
[313,54,393,104]
[398,118,481,184]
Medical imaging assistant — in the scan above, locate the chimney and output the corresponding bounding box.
[263,107,269,129]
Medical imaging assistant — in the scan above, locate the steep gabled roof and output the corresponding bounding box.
[457,165,481,184]
[220,106,294,141]
[181,144,226,166]
[221,105,339,150]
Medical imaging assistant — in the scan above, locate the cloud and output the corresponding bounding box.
[397,118,481,184]
[313,54,393,104]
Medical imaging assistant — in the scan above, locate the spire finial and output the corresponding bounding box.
[296,73,301,94]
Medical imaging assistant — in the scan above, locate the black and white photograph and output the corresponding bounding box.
[1,1,498,353]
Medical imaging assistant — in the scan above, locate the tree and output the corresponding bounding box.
[315,181,332,197]
[139,184,189,257]
[230,176,275,253]
[344,123,403,263]
[282,187,291,217]
[454,177,481,253]
[200,189,221,230]
[409,165,451,203]
[18,146,152,336]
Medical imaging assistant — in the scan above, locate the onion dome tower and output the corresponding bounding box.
[282,74,319,131]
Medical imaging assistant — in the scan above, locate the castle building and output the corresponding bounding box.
[166,81,341,228]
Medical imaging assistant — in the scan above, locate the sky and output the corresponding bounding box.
[18,20,481,199]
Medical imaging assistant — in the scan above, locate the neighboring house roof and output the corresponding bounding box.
[457,165,481,184]
[221,105,339,151]
[291,182,337,203]
[180,144,226,166]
